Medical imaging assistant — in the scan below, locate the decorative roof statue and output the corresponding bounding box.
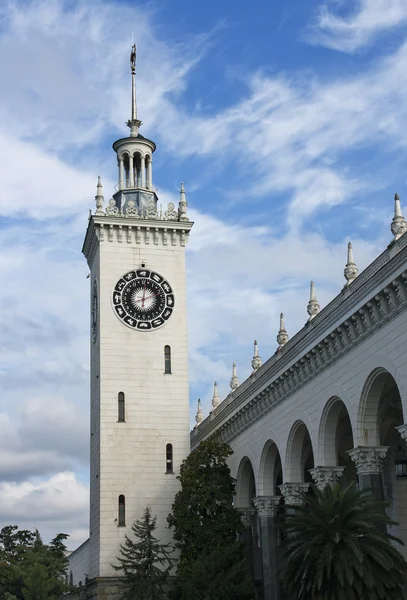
[178,182,189,222]
[307,281,320,321]
[95,176,105,216]
[212,382,221,410]
[391,193,407,240]
[195,398,203,426]
[276,313,289,349]
[344,242,358,286]
[251,340,262,372]
[230,362,240,390]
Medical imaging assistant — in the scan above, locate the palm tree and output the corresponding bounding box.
[281,483,407,600]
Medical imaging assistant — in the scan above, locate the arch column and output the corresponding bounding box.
[238,508,256,583]
[348,446,389,500]
[396,424,407,441]
[279,483,309,506]
[310,466,346,490]
[140,155,146,188]
[253,496,281,600]
[118,157,124,191]
[129,154,134,187]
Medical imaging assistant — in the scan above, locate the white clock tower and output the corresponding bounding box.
[80,46,193,598]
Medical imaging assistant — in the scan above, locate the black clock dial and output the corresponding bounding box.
[112,269,174,330]
[91,279,98,342]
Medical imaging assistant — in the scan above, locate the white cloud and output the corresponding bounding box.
[0,0,406,545]
[0,472,88,545]
[305,0,407,53]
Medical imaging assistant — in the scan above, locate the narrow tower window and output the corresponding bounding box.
[118,392,125,422]
[164,345,171,374]
[166,443,173,473]
[118,495,125,526]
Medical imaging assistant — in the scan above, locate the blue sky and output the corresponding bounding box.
[1,0,407,546]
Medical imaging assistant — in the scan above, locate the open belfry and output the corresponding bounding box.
[68,45,407,600]
[68,46,193,598]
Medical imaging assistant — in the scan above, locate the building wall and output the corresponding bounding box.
[68,539,90,586]
[88,222,191,578]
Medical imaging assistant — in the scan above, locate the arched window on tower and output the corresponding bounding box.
[164,345,171,374]
[166,443,173,473]
[118,495,125,526]
[118,392,125,422]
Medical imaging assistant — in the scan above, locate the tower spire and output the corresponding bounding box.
[230,362,240,390]
[307,281,320,321]
[344,242,358,286]
[251,340,262,372]
[126,44,142,137]
[212,382,221,410]
[276,313,289,349]
[391,193,407,240]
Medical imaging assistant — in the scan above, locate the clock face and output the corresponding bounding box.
[91,279,98,342]
[112,269,174,331]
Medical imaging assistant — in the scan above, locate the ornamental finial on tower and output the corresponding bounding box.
[277,313,289,349]
[251,340,262,372]
[195,398,203,426]
[212,382,221,410]
[230,362,240,390]
[95,176,105,215]
[391,193,407,240]
[126,44,142,137]
[307,281,320,321]
[178,182,189,221]
[344,242,358,286]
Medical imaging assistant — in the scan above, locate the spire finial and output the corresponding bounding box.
[212,382,221,410]
[276,313,289,349]
[178,181,189,222]
[195,398,203,426]
[95,176,105,215]
[251,340,262,372]
[391,193,407,240]
[230,362,240,390]
[126,44,142,137]
[307,281,320,321]
[344,242,358,286]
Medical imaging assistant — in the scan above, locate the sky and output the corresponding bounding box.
[1,0,407,548]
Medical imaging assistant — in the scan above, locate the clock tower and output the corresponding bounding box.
[81,46,193,598]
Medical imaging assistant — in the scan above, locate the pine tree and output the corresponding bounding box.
[113,506,174,600]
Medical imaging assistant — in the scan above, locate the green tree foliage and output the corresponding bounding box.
[167,438,243,569]
[282,483,407,600]
[173,542,256,600]
[113,506,174,600]
[0,526,69,600]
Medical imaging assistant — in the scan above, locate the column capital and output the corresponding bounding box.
[237,508,255,528]
[278,482,310,505]
[396,424,407,440]
[310,466,345,490]
[347,446,389,475]
[252,496,280,517]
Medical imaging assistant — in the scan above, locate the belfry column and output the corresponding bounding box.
[141,155,146,188]
[118,157,124,191]
[147,157,152,189]
[129,154,134,187]
[253,496,281,600]
[348,446,389,500]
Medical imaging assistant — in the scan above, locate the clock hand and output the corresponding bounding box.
[134,292,161,303]
[142,280,146,308]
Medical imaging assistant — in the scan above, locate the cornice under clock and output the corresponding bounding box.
[82,216,194,266]
[191,233,407,448]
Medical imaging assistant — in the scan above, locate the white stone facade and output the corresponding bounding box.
[192,229,407,597]
[80,216,192,582]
